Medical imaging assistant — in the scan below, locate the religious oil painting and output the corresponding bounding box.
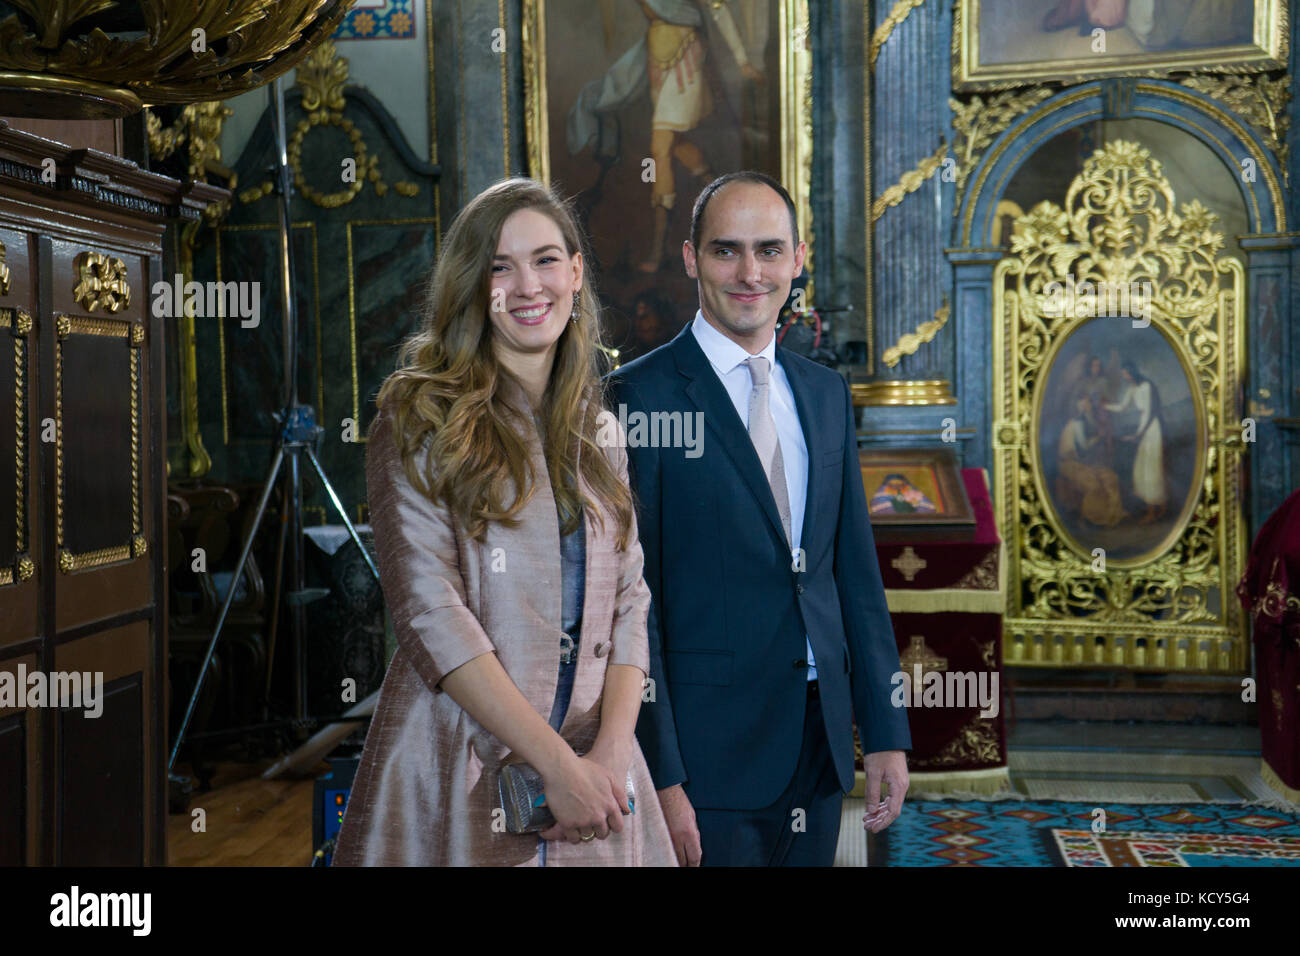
[1034,317,1204,565]
[954,0,1288,89]
[858,448,973,527]
[524,0,811,364]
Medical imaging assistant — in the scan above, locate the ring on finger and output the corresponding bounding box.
[579,827,596,842]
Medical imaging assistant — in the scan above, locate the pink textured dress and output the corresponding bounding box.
[332,381,677,866]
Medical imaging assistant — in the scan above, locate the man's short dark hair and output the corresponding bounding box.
[690,171,799,252]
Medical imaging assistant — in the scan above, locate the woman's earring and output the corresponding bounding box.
[570,290,581,322]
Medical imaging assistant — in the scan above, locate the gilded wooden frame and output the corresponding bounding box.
[992,139,1248,673]
[955,0,1289,91]
[54,313,147,573]
[522,0,814,277]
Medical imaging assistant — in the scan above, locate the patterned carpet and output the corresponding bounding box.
[866,801,1300,866]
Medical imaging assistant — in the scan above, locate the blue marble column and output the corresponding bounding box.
[946,248,1004,476]
[869,0,954,386]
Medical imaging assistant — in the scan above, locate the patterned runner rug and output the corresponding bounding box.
[866,801,1300,867]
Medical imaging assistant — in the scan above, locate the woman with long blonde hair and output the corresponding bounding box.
[332,178,676,866]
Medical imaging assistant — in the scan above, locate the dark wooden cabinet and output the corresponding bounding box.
[0,120,224,865]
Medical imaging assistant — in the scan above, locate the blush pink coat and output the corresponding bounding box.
[332,380,677,866]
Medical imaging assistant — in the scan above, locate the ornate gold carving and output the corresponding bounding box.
[14,310,31,335]
[145,101,236,221]
[132,535,148,558]
[892,546,927,582]
[59,544,131,572]
[950,87,1055,217]
[0,0,352,117]
[870,0,927,70]
[240,42,419,209]
[872,140,948,223]
[993,139,1248,672]
[0,239,9,296]
[58,314,129,338]
[1180,73,1291,185]
[16,556,34,581]
[72,252,131,314]
[883,296,949,369]
[130,323,144,345]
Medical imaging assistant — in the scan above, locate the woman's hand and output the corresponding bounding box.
[586,737,634,817]
[537,752,626,844]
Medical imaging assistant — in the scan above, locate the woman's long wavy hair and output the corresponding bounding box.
[376,177,633,548]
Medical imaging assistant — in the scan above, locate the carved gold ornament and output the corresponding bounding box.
[949,87,1055,215]
[240,41,418,209]
[883,296,949,369]
[0,0,354,119]
[870,0,927,70]
[1180,73,1291,186]
[872,139,948,223]
[72,252,131,314]
[993,139,1247,673]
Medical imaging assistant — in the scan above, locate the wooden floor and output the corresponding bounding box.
[167,758,331,866]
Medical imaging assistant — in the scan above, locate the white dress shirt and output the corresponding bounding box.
[691,312,817,679]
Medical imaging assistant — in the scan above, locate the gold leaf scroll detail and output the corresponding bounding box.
[1180,73,1291,185]
[871,139,948,223]
[870,0,927,70]
[883,296,950,369]
[949,86,1055,214]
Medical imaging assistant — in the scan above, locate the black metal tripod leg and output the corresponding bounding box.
[305,444,380,582]
[168,445,286,772]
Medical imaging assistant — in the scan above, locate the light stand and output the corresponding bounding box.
[168,77,379,774]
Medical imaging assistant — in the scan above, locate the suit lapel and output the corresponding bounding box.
[672,326,788,547]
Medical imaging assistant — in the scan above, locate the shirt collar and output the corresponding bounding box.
[690,310,778,378]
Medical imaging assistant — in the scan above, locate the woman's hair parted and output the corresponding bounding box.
[375,177,634,548]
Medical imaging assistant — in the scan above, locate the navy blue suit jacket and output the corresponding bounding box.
[606,323,911,811]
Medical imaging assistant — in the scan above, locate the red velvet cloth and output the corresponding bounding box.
[887,612,1006,773]
[861,469,1006,775]
[1237,487,1300,795]
[876,469,999,590]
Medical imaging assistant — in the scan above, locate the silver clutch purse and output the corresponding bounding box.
[498,761,636,834]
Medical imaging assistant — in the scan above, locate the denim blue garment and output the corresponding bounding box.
[539,508,585,866]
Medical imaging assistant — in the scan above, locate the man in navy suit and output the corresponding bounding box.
[606,172,911,866]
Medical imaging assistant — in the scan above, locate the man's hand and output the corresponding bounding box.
[656,784,702,866]
[862,750,908,833]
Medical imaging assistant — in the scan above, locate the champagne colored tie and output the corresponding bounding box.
[745,356,792,545]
